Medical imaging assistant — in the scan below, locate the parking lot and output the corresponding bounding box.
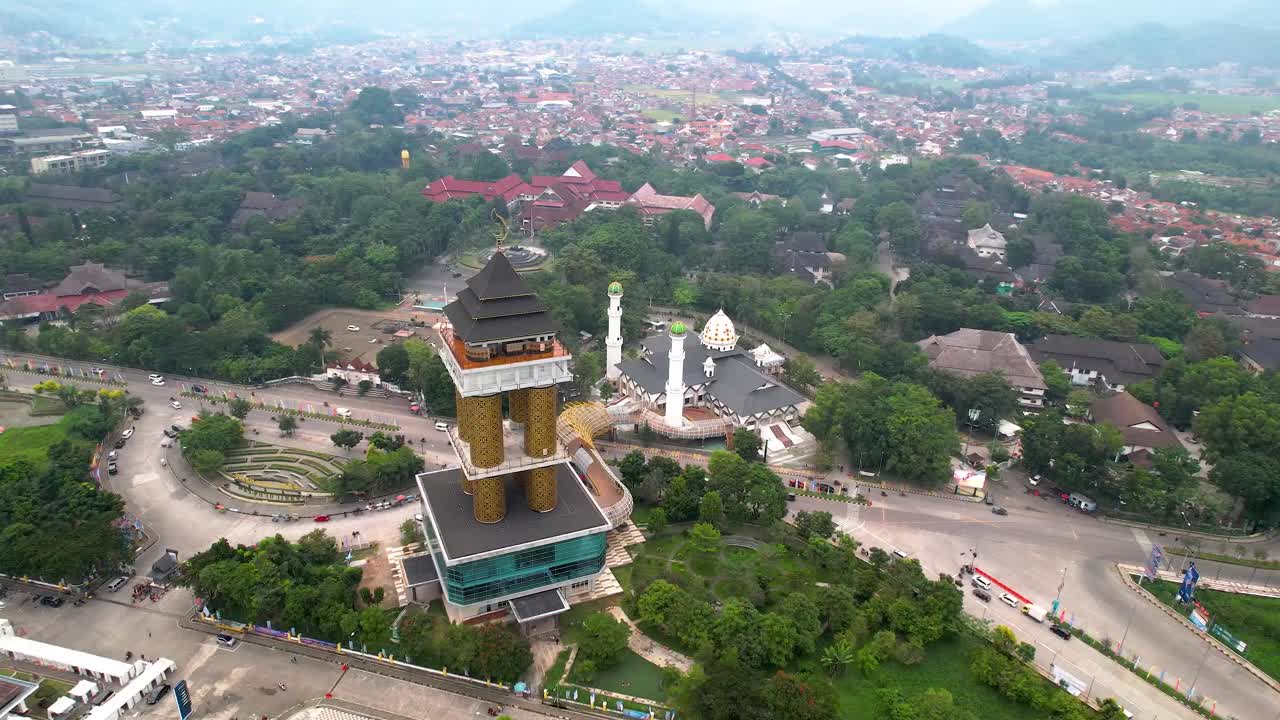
[270,308,437,366]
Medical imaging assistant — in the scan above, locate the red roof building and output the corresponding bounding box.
[625,182,716,230]
[421,174,531,204]
[519,161,630,232]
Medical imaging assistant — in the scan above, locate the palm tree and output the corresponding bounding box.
[821,638,856,677]
[308,327,333,370]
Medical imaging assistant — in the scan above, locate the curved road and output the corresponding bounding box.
[796,487,1278,720]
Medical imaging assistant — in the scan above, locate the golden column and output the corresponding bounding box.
[473,476,507,523]
[467,393,504,468]
[527,465,558,512]
[508,388,529,424]
[524,385,558,457]
[455,390,472,444]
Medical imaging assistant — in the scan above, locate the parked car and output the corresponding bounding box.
[106,576,130,593]
[984,493,994,505]
[113,438,126,449]
[108,450,118,461]
[170,400,182,410]
[999,592,1019,608]
[148,373,163,382]
[1029,475,1042,486]
[121,428,134,440]
[972,588,992,602]
[346,325,360,332]
[163,428,177,439]
[150,378,165,386]
[191,384,207,394]
[1050,625,1072,640]
[786,493,797,502]
[216,633,238,648]
[108,462,118,475]
[40,595,64,608]
[971,575,993,591]
[991,506,1008,516]
[313,515,331,522]
[145,684,171,705]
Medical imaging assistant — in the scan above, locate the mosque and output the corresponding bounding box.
[607,282,807,440]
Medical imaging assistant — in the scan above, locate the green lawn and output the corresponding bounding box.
[1098,92,1280,116]
[569,648,667,701]
[0,422,69,468]
[1144,577,1280,681]
[642,108,681,123]
[832,634,1058,719]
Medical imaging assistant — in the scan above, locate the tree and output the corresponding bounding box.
[647,507,668,535]
[1184,322,1227,362]
[793,510,836,540]
[349,86,400,125]
[1039,360,1070,402]
[821,637,856,676]
[732,428,763,462]
[961,201,992,229]
[688,522,722,555]
[1195,392,1280,462]
[227,396,252,420]
[699,491,726,529]
[877,201,922,258]
[1210,452,1280,520]
[376,343,410,385]
[783,355,821,392]
[308,327,333,370]
[400,518,425,546]
[278,414,298,436]
[331,429,364,452]
[578,612,631,668]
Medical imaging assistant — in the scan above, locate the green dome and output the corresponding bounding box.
[608,281,623,294]
[670,321,687,335]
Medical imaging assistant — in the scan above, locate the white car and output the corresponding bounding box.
[347,325,360,332]
[148,373,163,381]
[121,428,135,440]
[336,407,352,418]
[170,401,182,409]
[999,592,1019,608]
[151,378,165,386]
[108,450,118,461]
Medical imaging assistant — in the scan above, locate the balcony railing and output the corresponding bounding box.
[442,327,569,371]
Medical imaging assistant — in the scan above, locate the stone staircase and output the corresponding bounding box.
[605,525,645,568]
[313,380,391,399]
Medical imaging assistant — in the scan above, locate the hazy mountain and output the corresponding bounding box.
[943,0,1280,44]
[1048,23,1280,70]
[510,0,758,38]
[826,34,994,68]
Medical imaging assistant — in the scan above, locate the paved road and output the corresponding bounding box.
[788,487,1278,720]
[1,594,546,720]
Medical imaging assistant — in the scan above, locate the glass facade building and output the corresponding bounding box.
[426,523,607,606]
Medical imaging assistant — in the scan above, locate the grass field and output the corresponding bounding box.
[0,422,69,468]
[1098,92,1280,116]
[569,648,667,701]
[831,634,1055,719]
[642,108,681,122]
[1145,578,1280,681]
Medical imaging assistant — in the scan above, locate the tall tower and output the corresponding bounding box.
[665,322,687,427]
[605,281,624,381]
[437,251,573,521]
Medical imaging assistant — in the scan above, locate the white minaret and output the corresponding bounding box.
[606,281,624,381]
[664,322,688,427]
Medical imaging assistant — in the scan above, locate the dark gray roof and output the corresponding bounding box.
[509,588,569,622]
[918,329,1047,390]
[443,250,561,344]
[1165,272,1241,315]
[401,552,439,586]
[617,334,804,418]
[27,183,121,209]
[1029,335,1165,385]
[417,462,609,562]
[467,251,533,301]
[1241,337,1280,371]
[443,298,561,344]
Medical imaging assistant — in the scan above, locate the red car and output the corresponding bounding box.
[313,515,331,522]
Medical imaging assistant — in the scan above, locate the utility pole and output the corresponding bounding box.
[1188,640,1213,701]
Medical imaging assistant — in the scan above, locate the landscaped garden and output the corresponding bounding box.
[220,442,345,496]
[1143,577,1280,682]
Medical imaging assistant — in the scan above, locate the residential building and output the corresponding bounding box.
[1028,335,1165,392]
[0,262,169,322]
[325,358,381,387]
[1162,271,1242,315]
[773,231,839,286]
[967,223,1007,258]
[0,107,17,135]
[918,329,1048,410]
[2,273,43,300]
[292,127,331,145]
[1088,391,1183,457]
[30,149,109,175]
[229,191,305,231]
[0,128,95,157]
[625,182,715,230]
[421,173,528,204]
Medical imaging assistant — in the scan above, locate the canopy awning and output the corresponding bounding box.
[508,589,569,624]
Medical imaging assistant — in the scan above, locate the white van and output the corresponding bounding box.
[106,576,130,593]
[971,575,992,591]
[892,549,908,560]
[435,421,449,432]
[336,407,352,418]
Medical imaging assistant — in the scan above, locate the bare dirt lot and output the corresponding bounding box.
[271,307,440,366]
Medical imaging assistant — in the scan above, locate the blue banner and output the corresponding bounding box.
[1178,562,1199,603]
[174,680,193,720]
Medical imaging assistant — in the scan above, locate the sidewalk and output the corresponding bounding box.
[605,606,692,672]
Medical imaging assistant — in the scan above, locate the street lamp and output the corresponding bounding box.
[964,409,981,455]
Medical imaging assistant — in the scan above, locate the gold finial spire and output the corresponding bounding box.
[491,208,509,252]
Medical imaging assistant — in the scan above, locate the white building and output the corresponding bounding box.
[967,223,1007,259]
[30,149,109,175]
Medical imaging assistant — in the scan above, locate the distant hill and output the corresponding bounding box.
[826,34,994,69]
[1049,23,1280,70]
[510,0,754,38]
[944,0,1280,44]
